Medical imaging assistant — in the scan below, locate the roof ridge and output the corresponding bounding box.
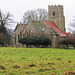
[41,20,63,35]
[32,21,40,22]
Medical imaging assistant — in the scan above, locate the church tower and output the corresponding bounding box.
[48,5,65,32]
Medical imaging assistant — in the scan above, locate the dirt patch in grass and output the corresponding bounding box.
[47,62,51,65]
[44,68,51,71]
[46,62,55,65]
[51,67,56,70]
[68,60,71,63]
[12,65,20,69]
[26,71,35,74]
[20,57,26,59]
[39,68,51,72]
[28,63,36,67]
[63,71,75,75]
[56,58,62,60]
[0,65,6,70]
[51,62,55,65]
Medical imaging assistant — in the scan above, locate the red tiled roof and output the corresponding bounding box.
[23,25,25,28]
[41,21,69,37]
[59,33,68,37]
[64,33,70,35]
[60,33,70,37]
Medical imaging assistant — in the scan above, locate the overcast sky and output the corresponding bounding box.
[0,0,75,31]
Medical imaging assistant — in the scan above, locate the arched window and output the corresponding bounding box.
[27,32,29,38]
[20,32,21,38]
[31,30,33,37]
[18,34,19,40]
[25,30,33,38]
[27,30,30,38]
[53,11,55,16]
[25,30,27,38]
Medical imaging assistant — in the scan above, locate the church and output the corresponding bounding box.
[13,5,69,47]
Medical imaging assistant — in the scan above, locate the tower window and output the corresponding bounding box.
[53,11,55,16]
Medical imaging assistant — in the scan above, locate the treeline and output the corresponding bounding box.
[0,10,14,46]
[22,8,48,24]
[59,35,75,49]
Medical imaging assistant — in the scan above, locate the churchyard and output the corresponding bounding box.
[0,47,75,75]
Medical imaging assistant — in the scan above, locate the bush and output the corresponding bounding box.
[18,36,52,48]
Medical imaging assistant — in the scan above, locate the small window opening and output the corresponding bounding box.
[53,11,55,16]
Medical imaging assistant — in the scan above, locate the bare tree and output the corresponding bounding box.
[22,10,38,24]
[22,8,48,24]
[0,10,14,46]
[37,8,48,21]
[69,17,75,34]
[0,10,14,34]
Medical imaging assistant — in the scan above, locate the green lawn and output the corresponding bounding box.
[0,47,75,75]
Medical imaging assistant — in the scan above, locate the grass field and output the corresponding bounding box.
[0,48,75,75]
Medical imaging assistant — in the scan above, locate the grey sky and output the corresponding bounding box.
[0,0,75,31]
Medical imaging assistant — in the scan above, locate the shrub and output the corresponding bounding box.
[59,37,75,49]
[18,36,52,48]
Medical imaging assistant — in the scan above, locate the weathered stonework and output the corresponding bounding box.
[13,21,59,47]
[13,5,69,48]
[48,5,65,32]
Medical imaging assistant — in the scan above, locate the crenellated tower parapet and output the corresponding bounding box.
[48,5,65,32]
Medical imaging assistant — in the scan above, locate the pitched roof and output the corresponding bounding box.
[32,21,44,33]
[60,33,70,37]
[14,24,26,31]
[18,20,69,37]
[41,20,69,37]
